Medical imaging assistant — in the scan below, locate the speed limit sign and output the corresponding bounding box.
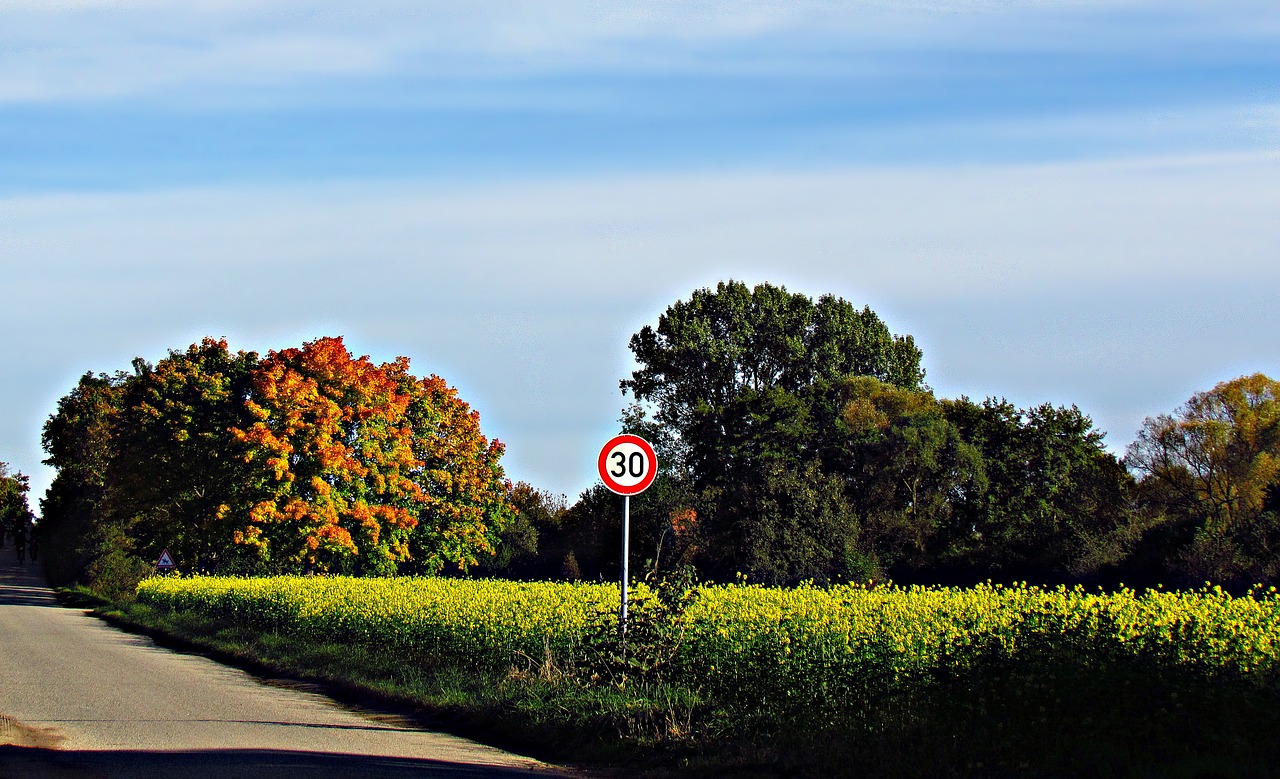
[597,434,658,495]
[598,433,658,637]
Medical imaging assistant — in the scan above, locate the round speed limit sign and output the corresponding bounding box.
[597,434,658,496]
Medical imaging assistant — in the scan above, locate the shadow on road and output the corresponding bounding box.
[0,555,58,608]
[0,745,563,778]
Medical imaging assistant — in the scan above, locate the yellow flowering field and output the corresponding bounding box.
[676,582,1280,716]
[136,576,1280,708]
[137,575,627,670]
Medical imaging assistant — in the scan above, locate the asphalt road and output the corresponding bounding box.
[0,551,573,778]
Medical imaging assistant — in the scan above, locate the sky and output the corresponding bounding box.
[2,1,1279,507]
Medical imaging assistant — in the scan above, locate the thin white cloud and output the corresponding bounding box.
[2,0,1274,103]
[7,150,1277,306]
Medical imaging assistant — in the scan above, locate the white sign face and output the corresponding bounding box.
[155,549,176,569]
[597,434,658,496]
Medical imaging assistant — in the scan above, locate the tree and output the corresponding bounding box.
[0,462,34,537]
[943,397,1136,584]
[833,377,986,581]
[41,335,515,585]
[233,337,428,572]
[102,338,261,573]
[400,371,516,574]
[1127,374,1280,534]
[623,281,924,468]
[619,281,925,583]
[1125,373,1280,586]
[39,371,141,590]
[232,336,514,574]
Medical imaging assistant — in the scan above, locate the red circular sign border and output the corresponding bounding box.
[597,434,659,496]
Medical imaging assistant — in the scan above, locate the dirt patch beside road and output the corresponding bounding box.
[0,714,64,749]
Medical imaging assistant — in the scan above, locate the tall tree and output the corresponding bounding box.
[622,280,924,471]
[39,371,132,588]
[619,281,924,583]
[0,462,34,536]
[232,336,514,574]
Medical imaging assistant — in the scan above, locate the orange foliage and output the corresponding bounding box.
[668,506,700,566]
[232,336,512,573]
[403,373,514,573]
[670,507,697,538]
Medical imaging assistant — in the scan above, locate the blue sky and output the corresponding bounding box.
[3,1,1279,504]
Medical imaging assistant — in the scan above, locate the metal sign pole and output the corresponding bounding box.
[621,494,630,640]
[597,434,655,648]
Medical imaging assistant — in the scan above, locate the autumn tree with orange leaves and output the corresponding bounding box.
[233,337,513,574]
[40,335,514,585]
[401,370,514,574]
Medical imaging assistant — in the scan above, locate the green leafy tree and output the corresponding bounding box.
[623,280,924,477]
[943,398,1136,584]
[39,371,140,590]
[619,281,923,582]
[0,462,34,540]
[102,338,262,573]
[833,377,986,581]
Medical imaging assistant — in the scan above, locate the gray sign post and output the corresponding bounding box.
[597,434,658,638]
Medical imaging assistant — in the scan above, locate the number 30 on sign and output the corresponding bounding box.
[597,434,658,495]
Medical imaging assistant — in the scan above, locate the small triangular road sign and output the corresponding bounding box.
[155,548,176,570]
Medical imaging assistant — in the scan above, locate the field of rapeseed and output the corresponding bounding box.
[133,576,1280,776]
[137,575,625,670]
[137,576,1280,691]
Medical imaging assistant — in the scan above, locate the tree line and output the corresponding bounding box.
[30,281,1280,596]
[0,462,36,554]
[38,336,513,598]
[480,281,1280,592]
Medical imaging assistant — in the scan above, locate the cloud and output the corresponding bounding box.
[8,149,1277,304]
[3,1,1277,104]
